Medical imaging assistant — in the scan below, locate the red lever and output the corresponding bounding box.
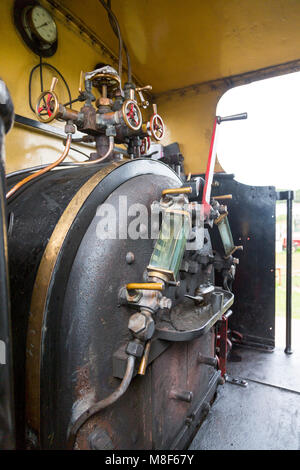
[202,116,218,216]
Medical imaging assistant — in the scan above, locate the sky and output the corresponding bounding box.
[216,71,300,190]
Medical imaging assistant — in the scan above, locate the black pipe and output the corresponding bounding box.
[277,190,294,354]
[0,79,15,449]
[285,192,294,354]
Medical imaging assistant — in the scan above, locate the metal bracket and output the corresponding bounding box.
[225,374,248,387]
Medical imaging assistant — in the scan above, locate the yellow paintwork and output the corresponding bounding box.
[2,0,300,174]
[61,0,300,93]
[157,86,225,174]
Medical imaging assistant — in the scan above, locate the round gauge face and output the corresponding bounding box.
[29,5,57,44]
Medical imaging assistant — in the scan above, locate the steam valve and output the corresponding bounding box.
[140,136,151,155]
[35,77,59,123]
[122,99,142,131]
[149,104,165,141]
[135,85,152,109]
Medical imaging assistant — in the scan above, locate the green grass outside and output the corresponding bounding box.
[276,250,300,319]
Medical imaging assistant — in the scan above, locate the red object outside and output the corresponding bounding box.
[282,234,300,249]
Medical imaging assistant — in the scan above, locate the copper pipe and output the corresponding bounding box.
[6,134,72,199]
[58,105,80,122]
[76,136,114,165]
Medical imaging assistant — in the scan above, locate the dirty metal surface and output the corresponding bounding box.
[155,288,234,341]
[151,333,219,450]
[228,344,300,393]
[189,378,300,450]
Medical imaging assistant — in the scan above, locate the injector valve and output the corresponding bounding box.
[35,65,166,160]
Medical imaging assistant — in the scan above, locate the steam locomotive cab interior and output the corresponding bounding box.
[0,0,299,452]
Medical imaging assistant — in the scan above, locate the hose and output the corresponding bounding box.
[6,134,72,199]
[99,0,123,84]
[106,0,132,83]
[67,354,136,449]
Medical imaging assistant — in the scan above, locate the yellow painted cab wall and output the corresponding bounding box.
[156,86,226,175]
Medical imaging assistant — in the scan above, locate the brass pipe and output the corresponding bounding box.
[138,341,151,375]
[214,212,228,225]
[212,194,233,200]
[6,134,72,199]
[224,245,244,259]
[162,186,192,196]
[50,77,58,92]
[126,282,163,291]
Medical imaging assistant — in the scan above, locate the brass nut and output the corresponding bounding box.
[96,97,111,107]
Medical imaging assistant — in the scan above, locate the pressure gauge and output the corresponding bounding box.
[14,0,58,57]
[28,5,57,45]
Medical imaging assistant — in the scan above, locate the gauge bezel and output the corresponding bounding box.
[28,4,57,45]
[14,0,58,57]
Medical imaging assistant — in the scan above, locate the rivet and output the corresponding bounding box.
[126,252,135,264]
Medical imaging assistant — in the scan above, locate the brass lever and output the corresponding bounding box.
[162,187,192,196]
[212,194,233,200]
[50,77,58,92]
[126,283,163,291]
[136,86,152,109]
[78,70,85,94]
[135,85,152,92]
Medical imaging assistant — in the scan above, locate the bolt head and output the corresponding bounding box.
[128,313,146,334]
[159,297,172,310]
[126,340,144,357]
